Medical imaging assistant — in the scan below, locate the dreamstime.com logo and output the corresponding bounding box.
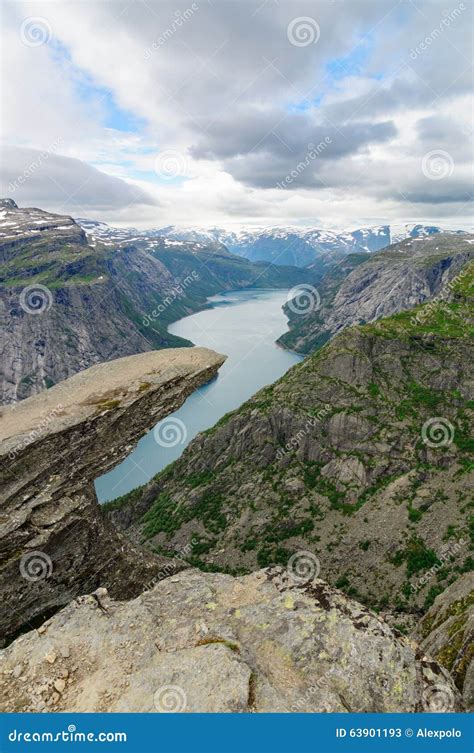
[8,138,63,193]
[409,3,466,60]
[287,17,320,47]
[275,138,332,189]
[421,417,454,448]
[286,284,321,315]
[410,263,471,328]
[422,684,456,712]
[287,550,321,583]
[142,272,200,326]
[411,538,466,594]
[20,16,52,47]
[154,416,187,447]
[143,3,199,58]
[154,150,188,179]
[8,725,127,744]
[8,403,63,461]
[421,149,454,181]
[19,284,53,315]
[141,537,199,592]
[276,403,332,460]
[153,685,187,712]
[20,551,53,582]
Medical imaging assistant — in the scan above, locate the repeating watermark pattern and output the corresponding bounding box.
[154,150,188,180]
[287,17,320,47]
[8,138,63,193]
[154,416,187,447]
[20,16,52,47]
[275,138,332,189]
[291,682,321,712]
[287,550,321,583]
[410,263,471,327]
[153,685,187,712]
[410,538,466,594]
[142,272,200,327]
[410,296,439,327]
[144,4,199,58]
[286,284,321,315]
[409,3,466,59]
[20,551,53,582]
[142,538,199,592]
[276,404,332,460]
[19,284,53,315]
[8,403,63,461]
[422,684,456,712]
[421,417,454,448]
[421,149,454,181]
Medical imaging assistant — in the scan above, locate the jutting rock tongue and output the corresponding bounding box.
[0,347,226,643]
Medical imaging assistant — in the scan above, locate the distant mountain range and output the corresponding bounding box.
[77,218,467,267]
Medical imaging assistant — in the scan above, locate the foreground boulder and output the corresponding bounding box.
[0,568,461,713]
[0,347,225,642]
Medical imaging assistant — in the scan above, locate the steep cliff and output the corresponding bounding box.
[0,347,225,643]
[279,234,474,353]
[414,573,473,707]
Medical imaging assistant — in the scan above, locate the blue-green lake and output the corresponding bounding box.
[95,288,302,502]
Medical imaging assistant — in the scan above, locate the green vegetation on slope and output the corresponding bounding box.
[108,261,473,619]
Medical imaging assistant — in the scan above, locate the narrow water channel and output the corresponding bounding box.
[95,288,303,502]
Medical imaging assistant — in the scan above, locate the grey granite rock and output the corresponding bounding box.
[0,347,225,642]
[0,568,462,713]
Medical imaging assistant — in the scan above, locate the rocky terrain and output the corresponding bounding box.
[0,346,225,643]
[0,568,462,713]
[414,573,473,707]
[0,200,311,404]
[109,262,473,665]
[1,203,471,714]
[279,234,474,353]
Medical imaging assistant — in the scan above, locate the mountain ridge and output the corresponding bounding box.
[103,221,467,268]
[279,233,474,353]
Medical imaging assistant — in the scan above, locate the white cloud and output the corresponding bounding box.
[1,0,472,228]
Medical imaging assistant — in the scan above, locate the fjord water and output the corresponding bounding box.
[95,289,303,502]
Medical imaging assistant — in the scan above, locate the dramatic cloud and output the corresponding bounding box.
[1,0,472,228]
[1,146,157,213]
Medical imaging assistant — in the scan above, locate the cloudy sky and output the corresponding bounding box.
[1,0,473,229]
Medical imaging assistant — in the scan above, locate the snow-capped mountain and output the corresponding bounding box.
[75,218,467,268]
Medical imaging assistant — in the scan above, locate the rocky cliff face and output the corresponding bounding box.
[0,200,312,404]
[414,573,473,708]
[110,263,473,647]
[0,568,462,713]
[279,234,474,353]
[0,347,225,643]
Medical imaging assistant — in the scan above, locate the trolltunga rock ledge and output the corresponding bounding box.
[0,347,226,642]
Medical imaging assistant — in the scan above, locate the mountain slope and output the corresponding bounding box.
[110,261,473,637]
[0,201,312,403]
[279,234,474,353]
